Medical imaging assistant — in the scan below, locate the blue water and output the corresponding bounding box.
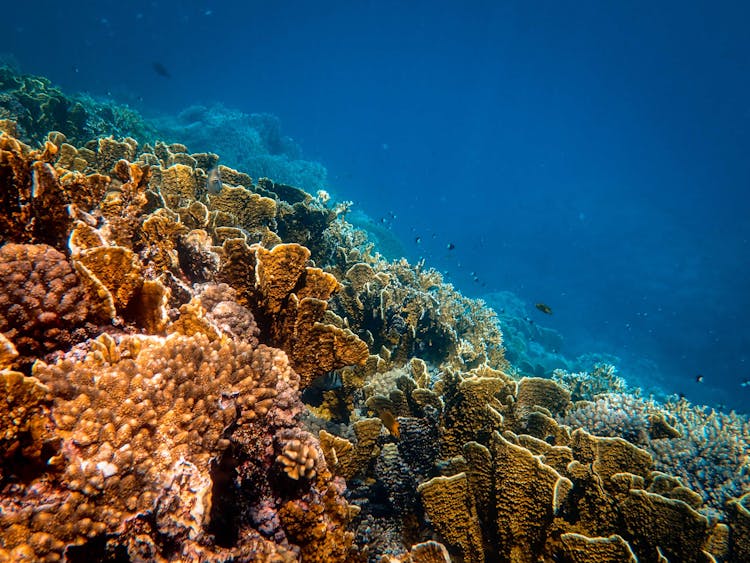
[5,1,750,413]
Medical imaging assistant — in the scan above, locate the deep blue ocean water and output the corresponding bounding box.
[4,1,749,413]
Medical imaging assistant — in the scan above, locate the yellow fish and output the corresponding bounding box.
[378,410,401,439]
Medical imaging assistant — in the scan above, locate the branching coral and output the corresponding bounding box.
[560,391,750,518]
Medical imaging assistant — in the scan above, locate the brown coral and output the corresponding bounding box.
[491,431,572,563]
[0,133,70,247]
[209,185,277,235]
[73,245,143,311]
[0,329,303,560]
[557,533,637,563]
[727,492,750,563]
[416,473,484,563]
[0,243,114,363]
[219,241,369,387]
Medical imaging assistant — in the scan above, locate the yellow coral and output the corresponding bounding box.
[417,473,484,563]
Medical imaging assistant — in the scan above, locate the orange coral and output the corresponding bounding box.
[219,241,369,387]
[0,370,52,475]
[0,329,302,560]
[277,437,319,480]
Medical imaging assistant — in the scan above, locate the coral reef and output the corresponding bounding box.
[0,107,361,559]
[1,67,749,563]
[0,66,156,146]
[559,384,750,519]
[155,104,328,194]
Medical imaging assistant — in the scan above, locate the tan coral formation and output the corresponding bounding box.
[0,370,52,476]
[417,473,484,563]
[219,240,369,387]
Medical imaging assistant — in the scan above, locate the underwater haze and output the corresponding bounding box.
[5,0,750,412]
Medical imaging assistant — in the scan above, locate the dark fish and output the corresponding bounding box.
[152,62,171,78]
[415,236,421,244]
[696,374,704,383]
[206,166,222,194]
[447,243,455,250]
[535,303,553,315]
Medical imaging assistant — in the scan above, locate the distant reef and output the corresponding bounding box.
[1,67,749,562]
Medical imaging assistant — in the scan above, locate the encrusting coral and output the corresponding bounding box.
[1,68,749,562]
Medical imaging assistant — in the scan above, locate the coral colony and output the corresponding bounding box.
[1,67,749,562]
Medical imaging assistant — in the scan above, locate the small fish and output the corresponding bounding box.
[447,243,455,250]
[206,166,222,194]
[535,303,553,315]
[377,410,400,439]
[152,62,171,78]
[741,379,750,388]
[695,374,704,383]
[415,236,421,244]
